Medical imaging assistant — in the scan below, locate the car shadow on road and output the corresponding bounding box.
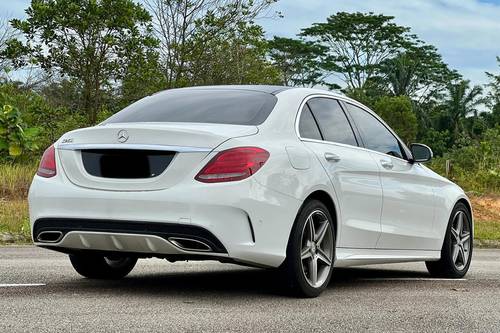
[53,264,432,298]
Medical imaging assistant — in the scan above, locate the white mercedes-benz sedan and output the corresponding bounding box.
[29,85,473,297]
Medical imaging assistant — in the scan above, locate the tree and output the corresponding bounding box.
[301,12,414,89]
[374,96,417,143]
[119,53,165,108]
[267,37,325,87]
[441,80,484,138]
[183,20,279,85]
[419,128,452,157]
[145,0,277,88]
[4,0,157,124]
[0,17,19,77]
[485,56,500,125]
[376,44,459,101]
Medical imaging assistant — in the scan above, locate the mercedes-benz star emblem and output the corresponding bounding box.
[117,129,129,143]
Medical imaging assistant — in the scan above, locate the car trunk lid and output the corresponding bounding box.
[56,123,257,191]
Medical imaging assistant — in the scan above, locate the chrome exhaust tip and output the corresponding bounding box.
[168,237,212,252]
[37,231,63,243]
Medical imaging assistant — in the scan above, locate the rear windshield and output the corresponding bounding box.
[104,89,277,125]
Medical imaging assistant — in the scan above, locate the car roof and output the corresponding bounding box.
[157,85,353,100]
[163,85,293,95]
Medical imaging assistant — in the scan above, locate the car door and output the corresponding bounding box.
[344,102,437,250]
[298,97,383,249]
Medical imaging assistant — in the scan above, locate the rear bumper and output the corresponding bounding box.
[33,218,227,253]
[28,174,302,267]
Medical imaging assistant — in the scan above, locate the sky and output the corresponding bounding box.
[1,0,499,89]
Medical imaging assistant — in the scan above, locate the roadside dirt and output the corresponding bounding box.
[469,194,500,222]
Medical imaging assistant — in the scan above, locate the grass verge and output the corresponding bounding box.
[0,199,31,243]
[0,163,38,200]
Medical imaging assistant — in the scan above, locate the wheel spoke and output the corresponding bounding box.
[458,246,466,265]
[461,232,470,244]
[463,247,469,264]
[307,216,315,242]
[456,213,463,235]
[309,257,318,285]
[451,227,460,242]
[301,246,311,260]
[315,221,329,245]
[452,244,460,263]
[317,248,332,266]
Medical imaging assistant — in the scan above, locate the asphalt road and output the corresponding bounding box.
[0,247,499,332]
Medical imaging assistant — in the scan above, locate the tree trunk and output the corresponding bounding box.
[82,81,97,125]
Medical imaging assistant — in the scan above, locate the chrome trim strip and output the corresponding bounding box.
[57,143,212,153]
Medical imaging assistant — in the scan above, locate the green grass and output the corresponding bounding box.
[0,163,38,200]
[475,220,500,240]
[0,199,31,242]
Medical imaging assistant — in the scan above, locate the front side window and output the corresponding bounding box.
[346,103,404,158]
[104,89,277,126]
[307,98,358,146]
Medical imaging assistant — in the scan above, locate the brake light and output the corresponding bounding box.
[195,147,269,183]
[37,144,56,178]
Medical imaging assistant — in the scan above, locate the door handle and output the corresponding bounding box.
[380,159,394,169]
[324,152,341,162]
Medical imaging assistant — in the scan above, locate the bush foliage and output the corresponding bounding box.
[429,128,500,193]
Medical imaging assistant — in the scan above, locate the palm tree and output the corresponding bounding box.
[442,80,484,137]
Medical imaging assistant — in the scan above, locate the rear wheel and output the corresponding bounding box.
[69,253,137,279]
[426,202,472,278]
[282,200,335,298]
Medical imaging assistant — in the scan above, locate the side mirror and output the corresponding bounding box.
[409,143,433,163]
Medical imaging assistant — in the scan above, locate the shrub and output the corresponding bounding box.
[419,129,452,157]
[428,128,500,193]
[0,103,39,158]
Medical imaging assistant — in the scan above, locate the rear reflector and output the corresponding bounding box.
[37,144,56,178]
[195,147,269,183]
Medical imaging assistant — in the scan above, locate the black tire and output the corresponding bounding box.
[282,199,336,298]
[69,253,137,279]
[426,202,473,278]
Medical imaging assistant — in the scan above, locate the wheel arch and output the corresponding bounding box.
[456,198,472,219]
[285,189,339,254]
[302,190,339,239]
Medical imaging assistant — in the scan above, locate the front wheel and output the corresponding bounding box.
[426,202,473,278]
[69,253,137,279]
[282,200,335,298]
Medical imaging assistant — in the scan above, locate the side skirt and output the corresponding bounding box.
[334,247,441,267]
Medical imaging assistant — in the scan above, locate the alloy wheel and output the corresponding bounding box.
[450,211,471,271]
[300,210,334,288]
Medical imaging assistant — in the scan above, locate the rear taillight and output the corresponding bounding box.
[37,144,56,178]
[195,147,269,183]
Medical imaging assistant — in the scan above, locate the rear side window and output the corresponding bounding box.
[298,104,322,140]
[346,103,404,158]
[104,89,277,126]
[307,98,358,146]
